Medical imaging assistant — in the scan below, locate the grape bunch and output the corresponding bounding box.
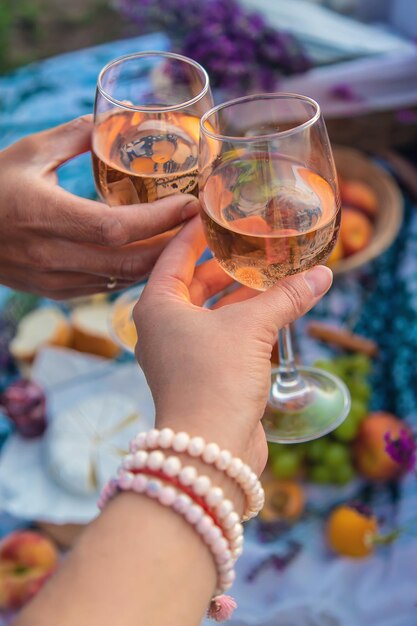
[268,354,372,485]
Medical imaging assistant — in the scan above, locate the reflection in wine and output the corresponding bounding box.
[201,155,340,291]
[92,110,200,205]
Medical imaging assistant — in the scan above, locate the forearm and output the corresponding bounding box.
[14,492,216,626]
[13,435,245,626]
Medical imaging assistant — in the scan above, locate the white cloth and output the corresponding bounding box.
[0,347,155,524]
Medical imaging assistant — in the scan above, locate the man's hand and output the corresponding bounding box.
[0,116,199,298]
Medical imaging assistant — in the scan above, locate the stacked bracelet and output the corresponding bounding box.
[99,471,235,596]
[130,428,264,521]
[118,450,243,559]
[99,428,263,622]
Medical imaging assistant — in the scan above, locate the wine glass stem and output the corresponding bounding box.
[271,324,308,403]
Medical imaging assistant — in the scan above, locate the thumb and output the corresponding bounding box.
[243,265,333,333]
[27,115,93,172]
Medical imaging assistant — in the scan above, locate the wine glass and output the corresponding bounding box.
[92,51,214,351]
[199,93,351,443]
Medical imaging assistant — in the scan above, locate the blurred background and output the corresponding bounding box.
[1,2,417,625]
[2,0,417,152]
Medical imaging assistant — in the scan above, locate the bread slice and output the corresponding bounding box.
[71,303,120,359]
[9,307,73,363]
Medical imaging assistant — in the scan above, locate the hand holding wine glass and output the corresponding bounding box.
[0,115,199,298]
[199,93,351,443]
[134,217,333,473]
[94,51,214,347]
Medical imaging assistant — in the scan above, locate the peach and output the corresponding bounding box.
[353,412,410,481]
[340,207,373,257]
[0,530,58,610]
[340,180,378,220]
[327,234,344,266]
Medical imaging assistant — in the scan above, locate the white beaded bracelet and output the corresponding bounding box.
[130,428,264,521]
[119,449,244,558]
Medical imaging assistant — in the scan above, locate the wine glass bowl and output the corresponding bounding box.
[199,94,341,291]
[199,93,351,443]
[92,51,213,206]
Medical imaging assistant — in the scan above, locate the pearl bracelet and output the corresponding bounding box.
[99,471,236,596]
[117,449,244,558]
[130,428,264,521]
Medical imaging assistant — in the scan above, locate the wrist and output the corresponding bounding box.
[127,428,264,521]
[154,409,250,463]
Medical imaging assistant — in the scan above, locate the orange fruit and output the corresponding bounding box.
[326,504,378,558]
[340,180,378,219]
[260,479,305,522]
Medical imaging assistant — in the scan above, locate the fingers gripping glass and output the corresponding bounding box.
[199,93,351,443]
[92,51,214,350]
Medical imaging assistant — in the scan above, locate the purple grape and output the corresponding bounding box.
[1,380,47,438]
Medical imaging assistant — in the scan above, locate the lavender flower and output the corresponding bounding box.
[246,541,301,582]
[116,0,310,94]
[329,83,363,102]
[384,429,417,472]
[395,108,417,124]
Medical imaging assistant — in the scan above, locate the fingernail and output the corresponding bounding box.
[181,199,200,220]
[304,265,333,296]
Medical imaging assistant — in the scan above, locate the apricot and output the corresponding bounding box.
[327,504,378,558]
[340,207,373,257]
[340,180,378,220]
[260,478,305,522]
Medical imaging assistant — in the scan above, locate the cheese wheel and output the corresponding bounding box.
[46,393,141,496]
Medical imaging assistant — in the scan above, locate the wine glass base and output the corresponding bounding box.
[263,366,351,444]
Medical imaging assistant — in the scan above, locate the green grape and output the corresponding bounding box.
[268,442,280,459]
[348,354,372,376]
[332,356,352,377]
[323,442,350,468]
[333,463,356,485]
[305,438,329,462]
[289,443,308,461]
[333,413,359,442]
[272,450,300,479]
[349,398,368,423]
[309,465,332,484]
[347,379,371,403]
[314,360,344,379]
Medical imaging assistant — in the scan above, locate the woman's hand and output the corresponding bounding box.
[0,116,199,299]
[134,217,333,475]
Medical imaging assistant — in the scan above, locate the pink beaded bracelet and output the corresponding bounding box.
[118,450,244,558]
[130,428,264,521]
[98,428,263,622]
[99,471,236,596]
